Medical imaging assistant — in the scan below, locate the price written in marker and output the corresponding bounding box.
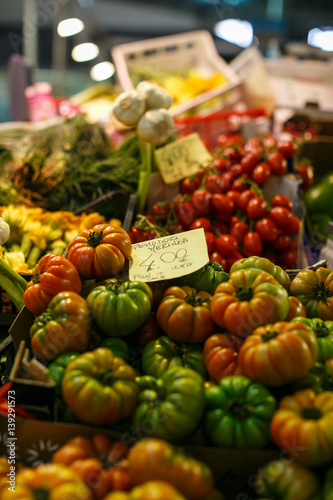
[129,228,209,282]
[154,133,212,184]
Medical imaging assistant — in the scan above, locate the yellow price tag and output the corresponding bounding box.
[154,133,212,184]
[129,228,209,282]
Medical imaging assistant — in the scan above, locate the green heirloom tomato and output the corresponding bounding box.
[100,337,130,363]
[172,261,229,294]
[141,336,207,379]
[290,267,333,320]
[133,366,206,443]
[204,375,276,448]
[304,172,333,217]
[292,317,333,362]
[86,278,153,337]
[48,352,80,399]
[29,291,91,360]
[230,256,290,290]
[62,347,138,426]
[256,460,321,500]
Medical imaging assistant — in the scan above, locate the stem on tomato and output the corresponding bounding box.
[184,292,209,307]
[314,323,330,338]
[87,230,103,248]
[312,282,333,302]
[301,407,322,420]
[227,399,250,420]
[236,286,253,302]
[261,330,279,343]
[33,488,49,500]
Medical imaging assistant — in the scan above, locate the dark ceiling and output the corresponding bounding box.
[0,0,332,69]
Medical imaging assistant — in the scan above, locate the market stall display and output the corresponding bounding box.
[0,28,333,500]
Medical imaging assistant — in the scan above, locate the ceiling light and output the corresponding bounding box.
[72,43,99,62]
[57,18,84,37]
[308,27,333,52]
[214,19,253,48]
[90,61,115,81]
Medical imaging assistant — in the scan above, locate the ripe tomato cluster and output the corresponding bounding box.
[129,134,303,271]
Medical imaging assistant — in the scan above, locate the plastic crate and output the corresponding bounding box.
[174,107,267,145]
[111,30,242,117]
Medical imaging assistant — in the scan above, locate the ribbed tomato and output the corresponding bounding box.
[203,333,243,383]
[238,321,318,386]
[68,224,132,280]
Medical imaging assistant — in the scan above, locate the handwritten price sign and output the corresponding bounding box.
[129,228,209,282]
[154,133,212,184]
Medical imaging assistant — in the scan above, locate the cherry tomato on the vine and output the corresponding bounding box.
[269,206,292,228]
[246,197,269,219]
[281,248,298,267]
[215,234,238,256]
[271,194,294,211]
[213,157,231,172]
[251,163,271,185]
[191,190,212,216]
[237,189,257,212]
[240,153,261,174]
[255,218,279,242]
[277,139,297,158]
[182,177,199,194]
[230,222,249,244]
[243,232,263,256]
[267,152,287,176]
[211,193,235,218]
[205,174,227,194]
[285,215,301,235]
[273,233,293,251]
[189,218,212,232]
[174,201,196,228]
[209,251,227,269]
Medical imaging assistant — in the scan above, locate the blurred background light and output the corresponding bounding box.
[307,27,333,51]
[214,19,253,48]
[72,42,99,62]
[57,18,84,38]
[90,61,115,81]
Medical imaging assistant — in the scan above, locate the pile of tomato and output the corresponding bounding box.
[129,133,308,271]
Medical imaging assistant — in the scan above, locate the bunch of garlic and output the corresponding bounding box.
[112,81,174,146]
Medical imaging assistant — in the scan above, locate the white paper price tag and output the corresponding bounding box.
[154,133,212,184]
[129,228,209,282]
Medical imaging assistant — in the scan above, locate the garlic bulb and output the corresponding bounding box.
[112,90,146,127]
[137,81,173,110]
[137,109,174,146]
[0,217,10,246]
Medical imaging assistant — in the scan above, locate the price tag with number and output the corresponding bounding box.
[154,133,212,184]
[129,228,209,282]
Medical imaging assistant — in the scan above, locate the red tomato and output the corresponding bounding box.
[211,193,235,218]
[213,157,231,172]
[226,251,244,270]
[232,178,250,192]
[271,194,294,211]
[282,248,298,267]
[273,233,293,251]
[267,152,287,176]
[269,206,292,228]
[174,201,196,228]
[182,177,199,194]
[152,202,171,223]
[230,222,249,244]
[285,215,302,235]
[215,234,238,256]
[240,153,261,174]
[189,218,212,232]
[229,163,243,179]
[262,134,277,148]
[285,296,307,321]
[193,167,206,184]
[251,163,271,185]
[277,139,297,158]
[205,174,226,194]
[246,197,269,219]
[223,146,243,163]
[209,251,227,268]
[191,190,212,216]
[296,165,314,191]
[67,225,132,281]
[255,218,279,242]
[23,254,82,316]
[243,232,263,256]
[237,189,257,212]
[205,232,216,253]
[220,172,232,192]
[226,190,242,206]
